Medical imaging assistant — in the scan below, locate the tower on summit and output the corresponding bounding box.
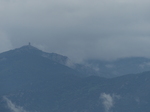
[29,42,31,46]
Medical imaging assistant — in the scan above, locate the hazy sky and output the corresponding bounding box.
[0,0,150,62]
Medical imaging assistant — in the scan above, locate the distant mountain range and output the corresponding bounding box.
[83,57,150,77]
[1,45,150,112]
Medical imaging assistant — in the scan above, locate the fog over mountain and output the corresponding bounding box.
[1,45,150,112]
[0,0,150,62]
[1,0,150,112]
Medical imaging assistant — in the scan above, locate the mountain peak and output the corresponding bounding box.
[20,45,39,50]
[0,44,43,60]
[13,44,44,54]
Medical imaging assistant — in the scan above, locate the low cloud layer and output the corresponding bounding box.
[0,0,150,62]
[100,93,120,112]
[3,96,28,112]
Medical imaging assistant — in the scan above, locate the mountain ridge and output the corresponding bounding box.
[2,45,150,78]
[1,45,150,112]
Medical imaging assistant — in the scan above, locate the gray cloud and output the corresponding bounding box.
[0,0,150,62]
[0,31,12,52]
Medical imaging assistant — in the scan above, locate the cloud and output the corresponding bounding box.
[65,58,75,68]
[0,31,12,53]
[3,96,28,112]
[0,0,150,62]
[100,93,120,112]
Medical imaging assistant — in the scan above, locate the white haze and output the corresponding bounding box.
[0,0,150,62]
[3,96,28,112]
[0,31,12,53]
[100,93,120,112]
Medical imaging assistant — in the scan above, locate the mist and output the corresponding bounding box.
[3,96,28,112]
[100,93,120,112]
[0,0,150,62]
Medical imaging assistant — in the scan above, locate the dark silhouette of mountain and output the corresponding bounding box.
[1,45,150,112]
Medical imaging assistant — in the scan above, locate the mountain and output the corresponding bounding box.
[0,45,82,93]
[82,57,150,77]
[1,45,150,112]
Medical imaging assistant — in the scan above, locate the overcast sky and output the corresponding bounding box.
[0,0,150,62]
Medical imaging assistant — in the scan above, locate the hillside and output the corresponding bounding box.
[1,45,150,112]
